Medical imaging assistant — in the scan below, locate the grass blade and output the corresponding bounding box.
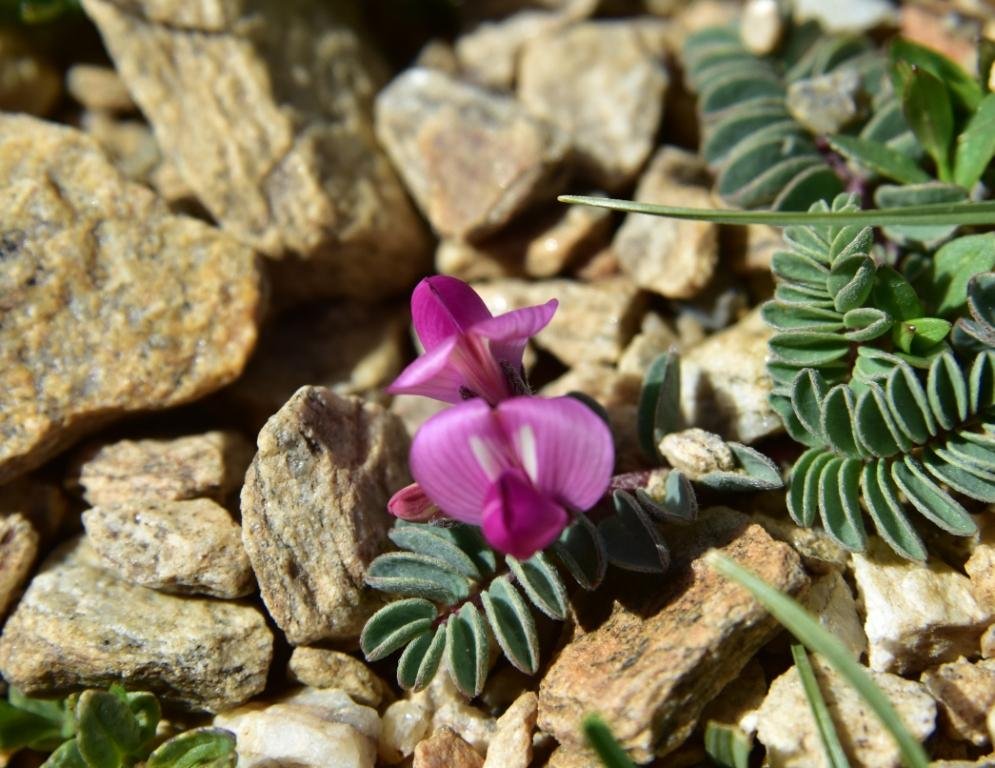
[791,644,850,768]
[706,552,930,768]
[582,715,637,768]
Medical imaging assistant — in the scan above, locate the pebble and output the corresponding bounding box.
[414,727,484,768]
[803,569,868,660]
[787,68,862,136]
[379,700,432,764]
[288,647,391,709]
[658,428,736,479]
[483,692,537,768]
[741,0,783,55]
[65,64,135,112]
[922,659,995,747]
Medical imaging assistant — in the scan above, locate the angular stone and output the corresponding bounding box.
[617,313,681,377]
[787,68,862,136]
[82,0,430,301]
[802,570,868,660]
[376,68,567,241]
[0,512,37,619]
[538,508,808,761]
[483,692,537,768]
[518,21,668,190]
[613,147,718,299]
[740,0,783,55]
[473,278,643,367]
[289,647,391,708]
[241,387,408,645]
[751,513,849,575]
[852,539,994,674]
[414,728,483,768]
[922,659,995,747]
[700,658,767,734]
[0,539,272,712]
[0,30,60,117]
[80,112,161,183]
[965,518,995,613]
[380,700,432,764]
[65,64,135,112]
[215,687,380,768]
[756,655,935,768]
[658,428,735,479]
[82,498,254,598]
[412,673,496,754]
[67,431,254,507]
[0,115,261,484]
[680,308,781,443]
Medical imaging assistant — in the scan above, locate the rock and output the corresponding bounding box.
[700,658,767,734]
[379,700,432,764]
[474,278,643,367]
[0,539,272,712]
[0,30,60,116]
[0,512,37,618]
[741,0,783,55]
[483,692,537,768]
[67,431,254,507]
[82,0,430,302]
[965,519,995,612]
[227,302,407,430]
[376,68,567,241]
[538,508,808,761]
[215,687,380,768]
[792,0,898,32]
[617,313,681,376]
[852,539,995,675]
[289,648,391,708]
[80,112,161,183]
[901,5,978,72]
[82,498,254,598]
[787,68,862,136]
[0,116,262,484]
[612,147,718,300]
[414,39,460,75]
[518,21,668,190]
[390,395,449,438]
[546,745,601,768]
[756,655,935,768]
[803,570,868,660]
[65,64,134,112]
[983,625,995,659]
[412,672,496,753]
[414,728,484,768]
[658,428,735,479]
[751,513,849,575]
[679,307,781,443]
[241,387,408,645]
[922,659,995,747]
[729,224,783,274]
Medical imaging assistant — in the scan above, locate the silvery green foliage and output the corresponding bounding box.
[683,23,906,211]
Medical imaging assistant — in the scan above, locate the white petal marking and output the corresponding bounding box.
[470,435,500,482]
[517,424,539,484]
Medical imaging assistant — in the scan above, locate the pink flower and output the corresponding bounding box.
[408,395,614,559]
[388,276,557,405]
[387,482,439,522]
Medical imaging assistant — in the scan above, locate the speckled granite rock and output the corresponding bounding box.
[82,498,254,598]
[241,387,408,645]
[82,0,430,302]
[0,115,261,484]
[67,431,254,506]
[0,539,272,712]
[376,68,568,240]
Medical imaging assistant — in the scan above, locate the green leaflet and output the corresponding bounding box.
[397,626,446,691]
[953,93,995,189]
[0,691,72,752]
[364,551,472,604]
[636,350,681,460]
[582,715,637,768]
[145,729,236,768]
[388,525,482,580]
[920,234,995,317]
[43,740,87,768]
[506,553,569,621]
[553,514,606,590]
[359,598,437,661]
[445,604,489,698]
[75,691,144,768]
[828,134,931,185]
[892,456,977,536]
[703,722,752,768]
[599,491,670,574]
[480,577,539,675]
[697,443,783,492]
[897,61,954,181]
[890,37,982,114]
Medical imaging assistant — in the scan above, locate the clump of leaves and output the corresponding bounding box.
[0,685,236,768]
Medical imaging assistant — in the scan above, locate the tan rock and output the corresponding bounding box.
[0,30,60,116]
[474,278,643,367]
[756,655,935,768]
[390,395,449,438]
[787,68,862,136]
[751,513,849,575]
[617,313,681,377]
[82,0,430,301]
[546,745,602,768]
[414,728,484,768]
[658,428,735,479]
[215,687,380,768]
[80,112,161,183]
[289,647,391,708]
[518,21,668,190]
[380,700,432,764]
[965,518,995,613]
[741,0,783,55]
[901,5,977,72]
[412,672,496,753]
[0,115,261,484]
[538,508,808,761]
[66,64,135,112]
[922,659,995,747]
[82,498,254,598]
[241,387,408,645]
[853,539,994,674]
[729,223,783,274]
[483,692,537,768]
[0,512,37,618]
[803,570,868,660]
[793,0,897,32]
[0,539,272,712]
[680,307,781,443]
[67,431,254,507]
[376,68,567,241]
[414,39,460,75]
[983,625,995,659]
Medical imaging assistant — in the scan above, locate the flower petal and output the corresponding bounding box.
[473,299,558,368]
[412,276,493,352]
[387,336,464,403]
[409,399,515,524]
[495,396,614,511]
[387,482,438,522]
[481,468,568,559]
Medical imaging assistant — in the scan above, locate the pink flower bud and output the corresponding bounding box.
[387,482,438,522]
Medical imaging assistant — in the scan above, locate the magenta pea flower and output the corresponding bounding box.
[407,395,614,560]
[388,276,557,405]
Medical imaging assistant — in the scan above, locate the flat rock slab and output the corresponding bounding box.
[0,114,261,484]
[538,508,808,761]
[0,539,272,712]
[241,386,409,645]
[82,0,429,302]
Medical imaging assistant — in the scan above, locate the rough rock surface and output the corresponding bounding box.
[853,540,994,674]
[376,68,568,240]
[414,728,484,768]
[0,511,38,618]
[289,647,391,708]
[215,687,380,768]
[380,700,432,764]
[0,539,272,712]
[538,508,809,761]
[82,0,429,301]
[658,428,735,479]
[65,64,134,112]
[82,498,254,598]
[922,659,995,747]
[803,570,868,660]
[241,387,409,645]
[787,69,862,135]
[0,115,261,484]
[483,692,537,768]
[67,431,254,506]
[756,655,935,768]
[80,112,161,183]
[965,518,995,612]
[613,147,718,299]
[411,673,496,753]
[518,21,668,189]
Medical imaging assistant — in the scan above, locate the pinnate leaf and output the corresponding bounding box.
[146,728,236,768]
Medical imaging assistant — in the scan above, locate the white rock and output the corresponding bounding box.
[802,570,867,660]
[741,0,782,55]
[483,692,537,768]
[412,673,496,753]
[379,700,431,764]
[792,0,897,32]
[852,540,994,674]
